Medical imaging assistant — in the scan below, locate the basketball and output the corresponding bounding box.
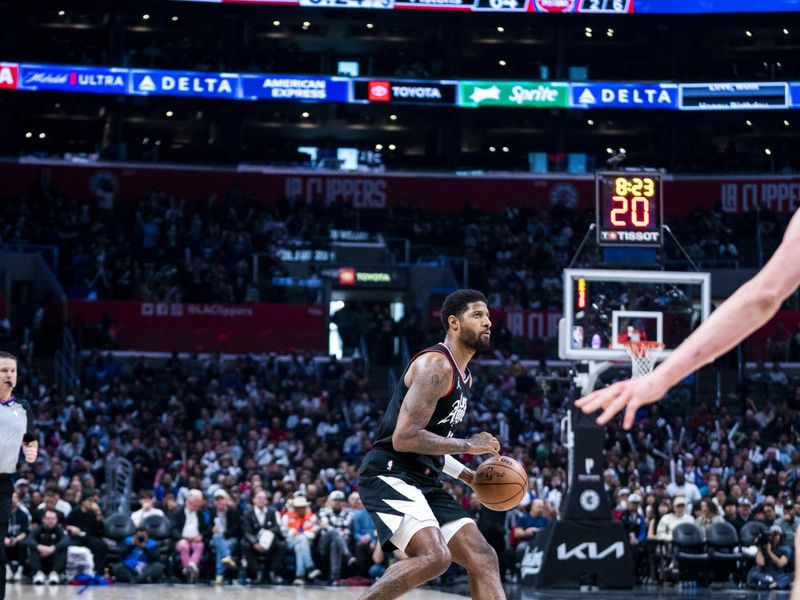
[472,456,529,511]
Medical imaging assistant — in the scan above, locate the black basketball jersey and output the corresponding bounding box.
[371,342,472,480]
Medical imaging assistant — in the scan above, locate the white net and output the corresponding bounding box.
[624,341,664,379]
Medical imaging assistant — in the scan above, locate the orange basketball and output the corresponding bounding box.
[473,456,529,511]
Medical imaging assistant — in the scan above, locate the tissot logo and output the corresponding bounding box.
[368,81,391,102]
[557,541,625,560]
[602,231,660,243]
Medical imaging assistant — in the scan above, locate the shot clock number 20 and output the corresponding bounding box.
[595,171,664,247]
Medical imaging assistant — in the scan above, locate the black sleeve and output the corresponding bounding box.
[227,509,242,539]
[19,511,29,534]
[54,528,70,550]
[199,510,212,538]
[241,511,257,545]
[65,510,79,528]
[170,512,184,540]
[144,544,161,562]
[18,398,36,443]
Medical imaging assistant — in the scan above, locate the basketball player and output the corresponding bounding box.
[357,289,506,600]
[576,208,800,430]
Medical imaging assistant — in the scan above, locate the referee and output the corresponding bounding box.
[0,352,37,600]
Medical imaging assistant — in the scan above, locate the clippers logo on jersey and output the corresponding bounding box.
[534,0,575,11]
[368,81,391,102]
[437,384,468,432]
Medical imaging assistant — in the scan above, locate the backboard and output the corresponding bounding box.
[559,268,711,362]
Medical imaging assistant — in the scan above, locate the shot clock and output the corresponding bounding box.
[595,171,664,247]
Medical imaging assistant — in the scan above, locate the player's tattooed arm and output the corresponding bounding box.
[392,353,468,456]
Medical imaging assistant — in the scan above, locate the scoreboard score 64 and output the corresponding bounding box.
[595,171,664,247]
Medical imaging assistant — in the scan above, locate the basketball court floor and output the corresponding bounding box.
[4,583,464,600]
[3,583,782,600]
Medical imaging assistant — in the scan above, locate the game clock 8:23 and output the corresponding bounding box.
[596,172,663,247]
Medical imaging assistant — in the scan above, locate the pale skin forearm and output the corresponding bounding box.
[577,211,800,429]
[652,211,800,393]
[651,279,784,394]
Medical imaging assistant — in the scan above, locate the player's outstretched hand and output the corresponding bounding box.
[466,432,500,457]
[574,373,667,430]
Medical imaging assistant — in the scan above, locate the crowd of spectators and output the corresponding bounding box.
[1,338,799,589]
[1,169,799,591]
[4,177,795,319]
[0,179,596,310]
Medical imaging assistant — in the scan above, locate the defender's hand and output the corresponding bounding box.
[466,432,500,457]
[575,374,668,430]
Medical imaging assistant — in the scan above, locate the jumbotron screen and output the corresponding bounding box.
[172,0,800,14]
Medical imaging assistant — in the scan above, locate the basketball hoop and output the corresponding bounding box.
[624,341,664,379]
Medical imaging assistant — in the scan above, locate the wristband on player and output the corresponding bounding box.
[443,454,466,479]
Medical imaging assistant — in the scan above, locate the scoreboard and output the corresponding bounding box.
[187,0,635,12]
[595,171,664,248]
[173,0,800,12]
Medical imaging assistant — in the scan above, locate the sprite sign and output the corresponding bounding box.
[459,81,569,108]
